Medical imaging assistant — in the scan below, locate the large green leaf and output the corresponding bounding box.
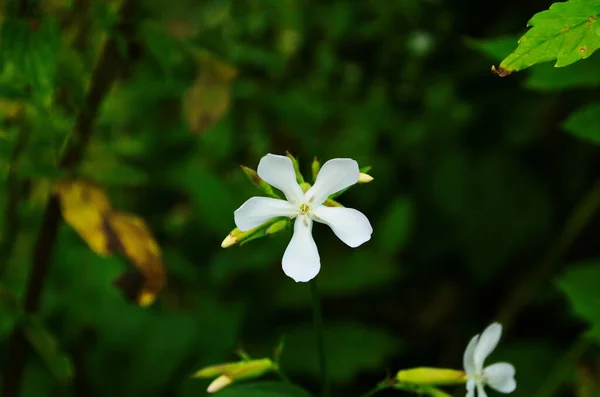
[562,102,600,144]
[215,381,312,397]
[498,0,600,73]
[556,261,600,342]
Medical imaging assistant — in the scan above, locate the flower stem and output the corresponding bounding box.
[310,279,329,397]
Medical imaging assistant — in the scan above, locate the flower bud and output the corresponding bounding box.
[240,166,280,199]
[286,152,304,184]
[207,374,232,393]
[221,228,244,248]
[266,219,289,235]
[311,157,320,182]
[323,198,344,207]
[396,367,466,385]
[193,358,275,393]
[358,172,373,183]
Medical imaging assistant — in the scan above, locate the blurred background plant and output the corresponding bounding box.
[0,0,599,396]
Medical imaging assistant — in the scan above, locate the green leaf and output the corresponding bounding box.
[280,323,401,383]
[24,318,73,383]
[556,261,600,342]
[498,0,600,73]
[215,381,312,397]
[562,102,600,144]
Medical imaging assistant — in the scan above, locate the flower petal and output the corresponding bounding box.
[477,382,488,397]
[282,216,320,282]
[474,323,502,372]
[234,197,297,231]
[305,158,359,205]
[463,334,479,378]
[311,206,372,247]
[466,379,475,397]
[257,154,304,203]
[484,363,516,394]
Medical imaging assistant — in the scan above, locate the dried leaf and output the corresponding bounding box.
[53,179,166,306]
[53,179,112,256]
[107,212,166,306]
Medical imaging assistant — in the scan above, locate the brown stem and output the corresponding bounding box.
[1,1,137,396]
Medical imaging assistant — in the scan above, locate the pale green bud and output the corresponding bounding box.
[358,172,373,183]
[396,367,466,385]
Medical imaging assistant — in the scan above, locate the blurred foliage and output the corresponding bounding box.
[0,0,599,396]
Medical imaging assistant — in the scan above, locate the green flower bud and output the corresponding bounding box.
[266,219,290,235]
[286,152,304,184]
[396,367,466,385]
[240,165,281,199]
[192,358,275,393]
[311,157,321,182]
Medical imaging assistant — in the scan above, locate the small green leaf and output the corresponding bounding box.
[215,381,312,397]
[24,318,74,383]
[556,261,600,342]
[498,0,600,73]
[562,102,600,144]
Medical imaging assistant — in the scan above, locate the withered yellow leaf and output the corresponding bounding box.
[54,179,166,306]
[107,212,166,306]
[53,179,112,256]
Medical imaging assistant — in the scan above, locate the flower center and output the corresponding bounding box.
[299,203,310,214]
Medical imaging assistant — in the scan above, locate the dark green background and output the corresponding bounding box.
[0,0,599,396]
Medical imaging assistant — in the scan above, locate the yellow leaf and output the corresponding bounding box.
[53,179,112,256]
[107,212,166,305]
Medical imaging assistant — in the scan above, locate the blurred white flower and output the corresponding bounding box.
[234,153,372,282]
[463,323,516,397]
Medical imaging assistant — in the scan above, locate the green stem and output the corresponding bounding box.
[535,337,589,397]
[310,279,329,397]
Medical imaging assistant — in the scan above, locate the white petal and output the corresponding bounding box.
[477,382,488,397]
[234,197,297,231]
[484,363,516,394]
[305,158,359,205]
[282,216,320,282]
[311,206,372,247]
[474,323,502,372]
[466,379,475,397]
[257,154,304,203]
[463,334,479,378]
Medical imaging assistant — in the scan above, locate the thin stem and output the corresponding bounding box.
[535,337,589,397]
[359,385,387,397]
[310,279,329,397]
[496,177,600,330]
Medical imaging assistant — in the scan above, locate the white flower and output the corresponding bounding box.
[463,323,516,397]
[234,153,373,282]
